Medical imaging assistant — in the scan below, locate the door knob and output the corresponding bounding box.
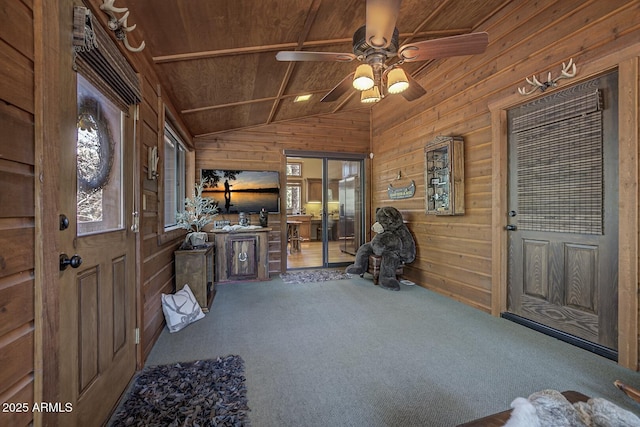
[506,224,517,231]
[60,253,82,271]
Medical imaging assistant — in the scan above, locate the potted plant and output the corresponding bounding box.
[176,178,219,247]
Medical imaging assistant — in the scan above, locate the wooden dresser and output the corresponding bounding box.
[208,228,271,282]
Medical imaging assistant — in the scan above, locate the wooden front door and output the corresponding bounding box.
[506,72,619,353]
[58,74,137,425]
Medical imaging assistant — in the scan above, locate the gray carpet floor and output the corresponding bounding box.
[146,274,640,426]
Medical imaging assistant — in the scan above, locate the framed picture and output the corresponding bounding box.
[424,135,465,215]
[201,169,280,214]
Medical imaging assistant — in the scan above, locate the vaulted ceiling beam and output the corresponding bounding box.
[181,89,331,115]
[267,0,323,125]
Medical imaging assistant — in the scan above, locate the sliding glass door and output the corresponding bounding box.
[285,154,364,269]
[326,159,362,265]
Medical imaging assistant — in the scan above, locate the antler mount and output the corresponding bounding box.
[518,58,577,95]
[99,0,145,52]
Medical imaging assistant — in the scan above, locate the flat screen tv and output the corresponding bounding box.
[201,169,280,214]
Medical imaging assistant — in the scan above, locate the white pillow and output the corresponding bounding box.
[161,284,205,333]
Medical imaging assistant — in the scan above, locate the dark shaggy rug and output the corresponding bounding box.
[280,269,352,285]
[109,355,250,427]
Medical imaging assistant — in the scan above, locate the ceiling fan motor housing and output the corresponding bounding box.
[352,25,399,58]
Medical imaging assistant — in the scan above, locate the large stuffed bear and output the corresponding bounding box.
[345,206,416,291]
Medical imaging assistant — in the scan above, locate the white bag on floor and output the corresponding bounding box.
[161,284,205,333]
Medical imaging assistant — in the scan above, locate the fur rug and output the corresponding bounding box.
[504,389,640,427]
[280,269,352,285]
[109,356,250,426]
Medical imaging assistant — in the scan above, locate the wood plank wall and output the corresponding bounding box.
[0,0,36,425]
[3,5,638,422]
[194,110,371,273]
[370,0,640,321]
[139,76,175,361]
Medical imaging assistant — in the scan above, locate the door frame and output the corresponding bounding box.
[489,48,639,370]
[35,0,76,424]
[283,151,367,270]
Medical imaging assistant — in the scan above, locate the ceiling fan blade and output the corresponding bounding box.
[401,73,426,101]
[321,72,355,102]
[366,0,401,49]
[276,51,356,62]
[398,32,489,62]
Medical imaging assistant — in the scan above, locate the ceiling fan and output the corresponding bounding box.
[276,0,488,103]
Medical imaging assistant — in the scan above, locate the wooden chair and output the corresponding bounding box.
[365,254,404,285]
[287,221,302,254]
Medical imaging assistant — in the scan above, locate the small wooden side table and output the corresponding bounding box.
[174,243,215,312]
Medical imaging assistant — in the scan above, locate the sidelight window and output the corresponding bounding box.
[163,124,186,229]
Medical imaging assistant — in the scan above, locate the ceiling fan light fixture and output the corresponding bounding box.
[353,64,375,91]
[361,85,381,103]
[387,68,409,94]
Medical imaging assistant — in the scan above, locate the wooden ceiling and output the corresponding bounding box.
[120,0,509,138]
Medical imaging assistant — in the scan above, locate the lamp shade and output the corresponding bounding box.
[387,68,409,94]
[353,64,375,91]
[361,85,381,103]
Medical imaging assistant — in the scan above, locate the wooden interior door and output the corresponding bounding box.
[58,74,137,425]
[506,72,619,353]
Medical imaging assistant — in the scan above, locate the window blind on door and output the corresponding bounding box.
[73,6,141,111]
[512,89,603,235]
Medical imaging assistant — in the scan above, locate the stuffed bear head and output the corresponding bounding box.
[371,206,405,234]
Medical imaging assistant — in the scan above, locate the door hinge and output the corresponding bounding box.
[135,328,140,344]
[131,211,139,233]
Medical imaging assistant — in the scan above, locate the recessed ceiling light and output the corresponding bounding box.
[294,94,312,102]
